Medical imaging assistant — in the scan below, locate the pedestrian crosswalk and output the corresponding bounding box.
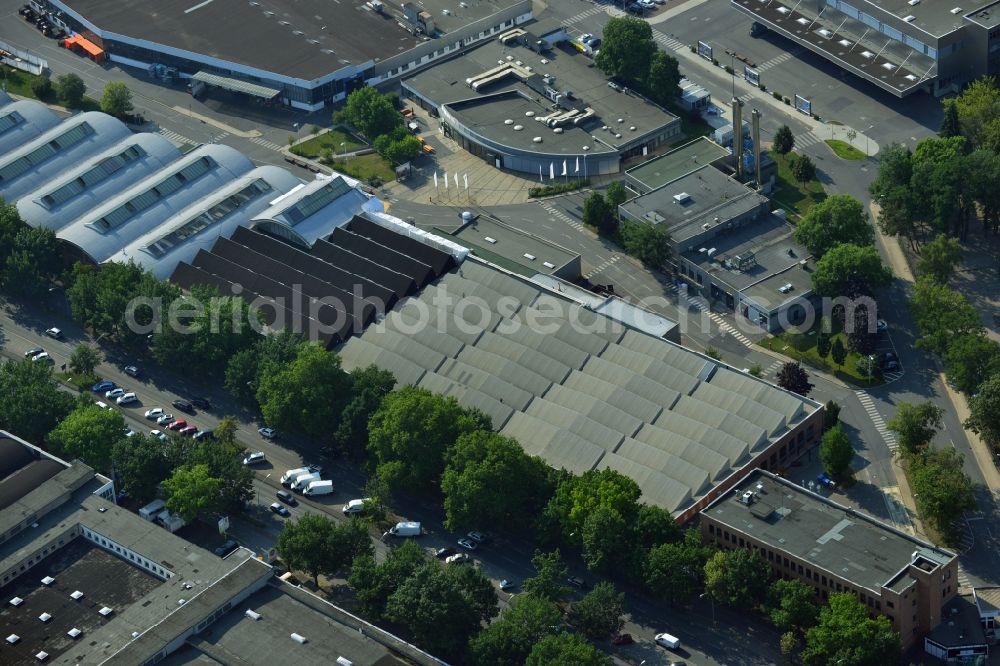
[758,46,806,72]
[762,359,784,377]
[248,136,285,152]
[158,128,196,146]
[855,390,899,452]
[795,130,823,149]
[682,291,755,347]
[537,200,586,233]
[653,32,686,53]
[585,254,622,280]
[957,564,972,590]
[566,3,621,24]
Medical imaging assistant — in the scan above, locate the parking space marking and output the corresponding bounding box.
[855,390,899,451]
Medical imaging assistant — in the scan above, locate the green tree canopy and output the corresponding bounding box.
[645,50,681,105]
[776,361,813,397]
[812,243,891,298]
[112,435,172,503]
[224,329,304,408]
[276,513,339,585]
[69,343,102,377]
[792,154,816,183]
[869,143,913,199]
[794,194,874,257]
[819,424,854,478]
[633,504,682,550]
[644,527,714,605]
[594,17,656,84]
[909,448,976,541]
[373,125,423,163]
[522,549,571,602]
[876,185,917,244]
[3,226,61,298]
[911,136,969,235]
[830,338,847,366]
[916,233,962,284]
[801,592,901,665]
[909,278,983,356]
[257,343,352,441]
[55,73,86,106]
[965,375,1000,447]
[953,76,1000,148]
[525,633,613,666]
[469,593,562,666]
[620,219,672,268]
[48,404,127,471]
[704,548,771,610]
[100,81,134,118]
[768,579,820,633]
[581,505,632,575]
[368,386,490,492]
[162,464,220,523]
[569,581,626,639]
[349,540,426,617]
[336,87,401,139]
[582,191,611,233]
[332,364,396,459]
[442,430,551,533]
[0,359,75,444]
[546,468,641,545]
[605,181,628,210]
[773,125,794,154]
[940,98,961,138]
[886,401,943,455]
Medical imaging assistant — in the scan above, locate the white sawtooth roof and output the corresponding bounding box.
[598,453,693,511]
[418,372,515,429]
[692,382,787,437]
[0,100,61,155]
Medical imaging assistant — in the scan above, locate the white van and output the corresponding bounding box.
[655,632,681,649]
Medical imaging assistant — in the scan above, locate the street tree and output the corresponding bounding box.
[819,424,854,479]
[442,430,551,533]
[909,448,976,541]
[257,343,352,441]
[965,375,1000,448]
[0,359,75,444]
[633,504,682,550]
[620,219,672,268]
[48,404,127,471]
[939,98,961,138]
[525,633,613,666]
[68,343,102,377]
[916,233,962,284]
[703,548,771,610]
[773,125,794,154]
[224,329,304,408]
[953,76,1000,148]
[801,592,901,665]
[523,549,571,601]
[112,435,171,503]
[811,243,892,298]
[368,386,490,492]
[876,186,918,247]
[605,180,628,211]
[182,438,253,514]
[276,513,338,586]
[373,125,423,163]
[909,278,983,356]
[945,334,1000,396]
[824,400,841,431]
[846,306,878,357]
[0,202,25,271]
[162,464,220,523]
[332,364,396,459]
[469,593,562,666]
[582,191,612,232]
[546,468,641,545]
[869,143,913,200]
[830,338,847,366]
[594,17,656,84]
[569,581,626,639]
[100,81,133,119]
[793,194,873,257]
[886,401,943,455]
[791,153,816,183]
[335,86,400,139]
[966,149,1000,235]
[326,519,374,575]
[644,527,714,605]
[56,73,86,106]
[361,472,392,525]
[768,579,820,633]
[816,332,831,360]
[776,362,813,397]
[349,540,425,617]
[911,136,970,236]
[581,505,632,576]
[3,227,61,298]
[645,50,681,105]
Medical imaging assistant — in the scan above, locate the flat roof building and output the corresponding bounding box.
[924,594,991,664]
[700,469,959,650]
[731,0,1000,96]
[37,0,533,110]
[625,137,731,195]
[402,27,681,176]
[447,214,582,280]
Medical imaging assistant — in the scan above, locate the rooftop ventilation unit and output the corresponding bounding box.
[674,192,691,204]
[903,14,915,21]
[67,628,81,638]
[543,261,556,268]
[951,6,962,13]
[778,283,793,293]
[523,253,536,260]
[337,659,355,666]
[291,633,308,644]
[41,576,54,585]
[707,248,717,257]
[245,609,262,620]
[907,0,919,5]
[99,607,113,616]
[70,591,83,600]
[484,236,497,243]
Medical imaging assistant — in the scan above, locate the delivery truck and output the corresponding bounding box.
[343,498,371,514]
[290,472,320,492]
[384,521,422,538]
[303,480,334,496]
[281,467,310,487]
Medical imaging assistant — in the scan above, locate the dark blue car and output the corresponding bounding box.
[92,380,116,393]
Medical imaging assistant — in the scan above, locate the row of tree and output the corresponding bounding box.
[335,87,422,164]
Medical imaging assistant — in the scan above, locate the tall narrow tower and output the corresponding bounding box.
[732,97,744,180]
[751,107,762,188]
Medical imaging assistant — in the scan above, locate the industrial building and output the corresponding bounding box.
[30,0,533,110]
[0,430,440,666]
[732,0,1000,97]
[700,469,959,651]
[402,22,682,176]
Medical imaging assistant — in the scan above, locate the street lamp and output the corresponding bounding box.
[700,592,716,625]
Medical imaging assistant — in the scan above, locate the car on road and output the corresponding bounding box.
[117,392,138,406]
[654,632,681,649]
[106,388,125,400]
[467,531,486,543]
[214,539,239,558]
[190,397,211,410]
[44,327,63,339]
[276,490,298,506]
[270,502,291,517]
[580,32,593,43]
[150,429,168,441]
[612,634,634,646]
[144,407,165,420]
[124,428,136,437]
[24,347,44,359]
[457,538,477,551]
[166,419,188,431]
[194,429,213,441]
[567,576,587,589]
[179,425,199,437]
[243,451,266,466]
[124,365,140,377]
[156,413,175,426]
[258,427,277,439]
[435,547,456,559]
[92,380,115,393]
[817,472,836,488]
[172,399,194,414]
[31,352,54,364]
[445,553,470,565]
[499,579,516,591]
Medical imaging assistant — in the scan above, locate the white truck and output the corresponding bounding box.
[281,467,310,487]
[384,521,422,538]
[343,498,371,514]
[156,510,186,533]
[290,472,320,492]
[303,480,334,496]
[139,499,166,521]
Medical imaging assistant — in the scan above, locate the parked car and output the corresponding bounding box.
[172,399,194,414]
[116,392,138,406]
[150,429,168,441]
[435,547,456,559]
[193,429,214,441]
[270,502,291,517]
[44,327,63,339]
[499,579,516,591]
[145,407,165,420]
[31,352,54,364]
[445,553,470,565]
[612,634,635,646]
[166,419,188,431]
[24,347,44,359]
[156,413,175,426]
[124,365,140,377]
[190,397,211,410]
[243,451,266,466]
[817,472,836,488]
[214,539,238,557]
[655,632,681,650]
[276,490,298,506]
[106,388,125,400]
[92,380,115,392]
[457,538,478,551]
[467,531,486,543]
[567,576,587,589]
[179,425,199,437]
[258,427,277,439]
[123,428,136,438]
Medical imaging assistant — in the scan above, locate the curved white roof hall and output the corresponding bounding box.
[113,166,302,279]
[17,133,180,232]
[0,100,61,156]
[0,111,130,202]
[58,143,254,264]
